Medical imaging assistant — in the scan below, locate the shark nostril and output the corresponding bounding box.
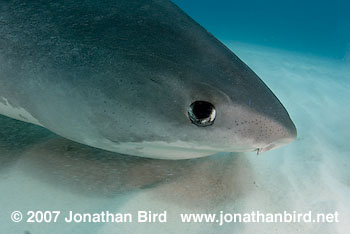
[188,101,216,127]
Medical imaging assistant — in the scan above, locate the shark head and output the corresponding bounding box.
[0,0,297,159]
[66,0,297,159]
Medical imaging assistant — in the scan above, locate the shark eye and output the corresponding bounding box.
[188,101,216,127]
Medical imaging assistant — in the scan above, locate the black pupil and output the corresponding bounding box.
[191,101,213,119]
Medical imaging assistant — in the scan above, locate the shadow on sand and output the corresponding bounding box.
[0,115,256,209]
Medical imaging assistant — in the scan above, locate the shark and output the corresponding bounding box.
[0,0,297,159]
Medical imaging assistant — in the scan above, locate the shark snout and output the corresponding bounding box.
[256,115,297,154]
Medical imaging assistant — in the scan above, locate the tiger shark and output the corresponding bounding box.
[0,0,297,159]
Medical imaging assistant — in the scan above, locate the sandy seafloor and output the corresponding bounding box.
[0,42,349,234]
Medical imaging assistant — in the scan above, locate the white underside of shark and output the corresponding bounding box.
[0,97,43,126]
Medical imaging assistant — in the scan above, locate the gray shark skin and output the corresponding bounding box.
[0,0,297,159]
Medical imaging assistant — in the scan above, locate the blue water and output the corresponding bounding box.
[173,0,350,60]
